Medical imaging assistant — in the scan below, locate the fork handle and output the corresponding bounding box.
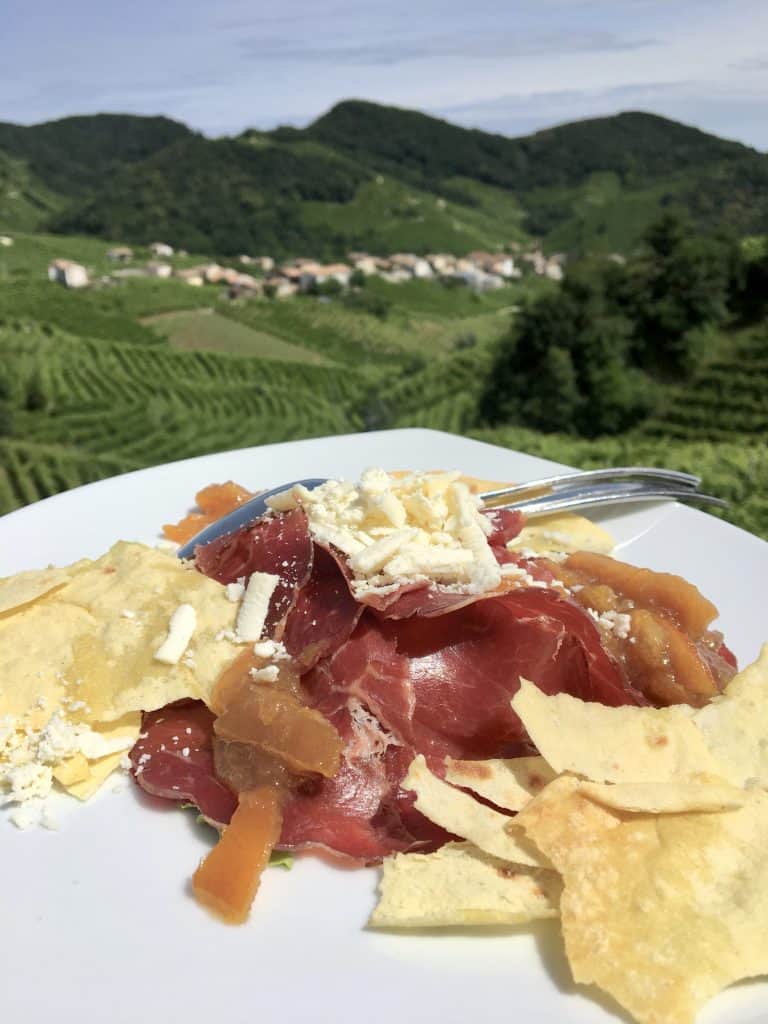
[501,488,727,518]
[479,467,700,503]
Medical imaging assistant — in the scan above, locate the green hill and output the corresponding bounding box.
[2,103,767,257]
[0,114,193,196]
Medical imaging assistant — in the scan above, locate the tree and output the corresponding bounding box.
[520,346,583,432]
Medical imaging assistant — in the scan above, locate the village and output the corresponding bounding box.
[43,239,566,297]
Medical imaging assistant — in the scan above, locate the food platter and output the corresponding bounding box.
[2,427,767,1024]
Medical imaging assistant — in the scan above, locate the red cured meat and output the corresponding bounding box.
[304,589,639,764]
[195,509,313,637]
[130,703,237,826]
[276,588,640,860]
[482,507,524,558]
[282,546,363,670]
[279,693,451,861]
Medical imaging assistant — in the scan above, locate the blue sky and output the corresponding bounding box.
[3,0,767,148]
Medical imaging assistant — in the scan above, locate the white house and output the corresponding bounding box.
[150,242,174,258]
[175,267,205,286]
[147,261,172,278]
[48,259,89,289]
[487,256,520,279]
[349,254,379,276]
[0,235,13,247]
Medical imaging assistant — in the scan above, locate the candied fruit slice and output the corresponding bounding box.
[192,786,282,924]
[162,481,254,544]
[565,551,717,637]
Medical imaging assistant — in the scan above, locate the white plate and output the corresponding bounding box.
[2,428,767,1024]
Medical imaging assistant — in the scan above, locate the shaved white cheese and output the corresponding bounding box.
[236,572,280,642]
[265,487,300,512]
[279,468,511,599]
[252,639,289,660]
[249,665,280,683]
[349,530,414,575]
[372,491,408,528]
[154,603,197,665]
[225,579,246,602]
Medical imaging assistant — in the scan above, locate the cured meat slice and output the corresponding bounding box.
[282,546,363,669]
[195,508,313,637]
[304,589,637,764]
[278,697,449,862]
[277,589,639,860]
[482,507,524,558]
[130,703,237,826]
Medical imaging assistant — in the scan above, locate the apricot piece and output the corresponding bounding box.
[566,551,717,637]
[192,786,282,925]
[162,512,211,545]
[628,609,717,706]
[162,481,254,544]
[195,481,253,517]
[214,686,343,778]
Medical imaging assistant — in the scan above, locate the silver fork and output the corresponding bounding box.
[176,467,725,558]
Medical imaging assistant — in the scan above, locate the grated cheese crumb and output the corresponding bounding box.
[154,603,197,664]
[236,572,280,642]
[249,665,280,683]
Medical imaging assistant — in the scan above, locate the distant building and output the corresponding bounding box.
[146,261,172,278]
[106,246,133,262]
[48,259,89,289]
[175,266,205,286]
[0,235,13,247]
[348,254,379,276]
[150,242,174,258]
[265,277,298,299]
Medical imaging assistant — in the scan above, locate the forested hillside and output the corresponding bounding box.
[2,102,767,256]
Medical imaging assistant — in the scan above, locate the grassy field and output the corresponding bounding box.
[145,308,335,365]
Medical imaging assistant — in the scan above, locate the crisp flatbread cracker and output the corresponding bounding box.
[517,776,768,1024]
[510,512,615,556]
[578,777,747,814]
[444,756,555,812]
[403,755,547,867]
[692,642,768,788]
[369,841,561,928]
[0,541,242,726]
[511,679,724,785]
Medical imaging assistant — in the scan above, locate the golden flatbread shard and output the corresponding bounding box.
[444,755,555,812]
[402,755,548,867]
[692,642,768,788]
[517,776,768,1024]
[0,540,241,725]
[0,541,242,804]
[511,678,721,784]
[369,841,561,928]
[509,512,615,555]
[512,646,768,791]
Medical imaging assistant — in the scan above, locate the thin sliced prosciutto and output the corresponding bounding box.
[282,546,363,669]
[276,587,642,860]
[196,508,313,637]
[130,703,237,826]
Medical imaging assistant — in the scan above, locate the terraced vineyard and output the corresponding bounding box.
[640,328,768,441]
[0,322,368,513]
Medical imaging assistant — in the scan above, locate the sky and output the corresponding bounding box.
[3,0,768,149]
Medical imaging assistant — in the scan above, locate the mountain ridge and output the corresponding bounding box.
[1,100,766,257]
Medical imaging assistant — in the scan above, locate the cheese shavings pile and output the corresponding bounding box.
[267,468,501,597]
